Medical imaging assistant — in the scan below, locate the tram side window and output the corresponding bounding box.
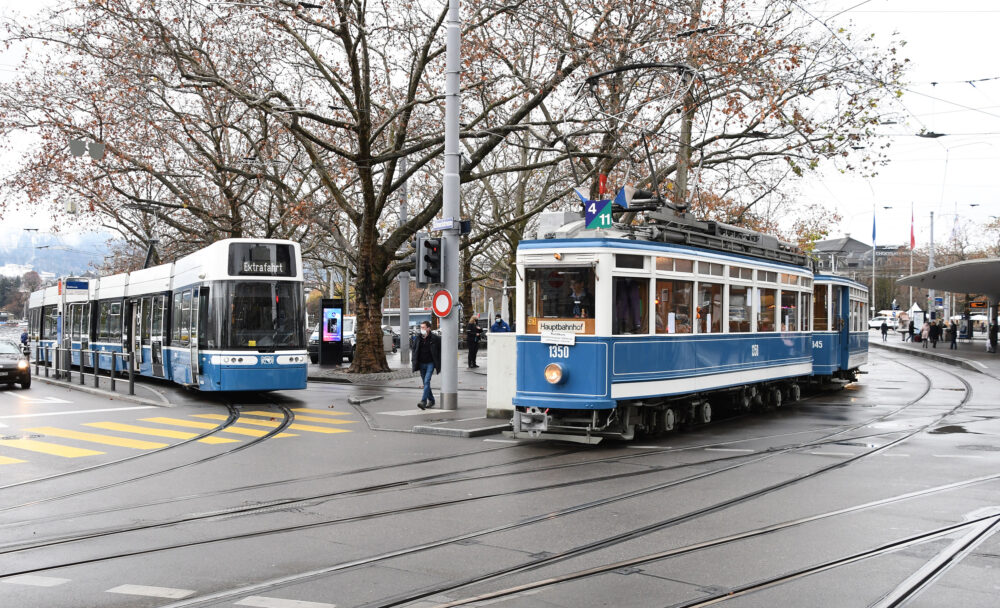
[172,291,192,346]
[612,278,648,335]
[780,290,798,331]
[831,287,843,331]
[141,298,152,344]
[524,267,596,334]
[152,295,164,338]
[108,302,122,340]
[71,304,81,339]
[802,293,812,331]
[697,282,723,333]
[757,288,777,332]
[81,303,90,341]
[98,302,110,340]
[172,293,184,344]
[656,279,693,334]
[813,285,828,331]
[728,285,752,332]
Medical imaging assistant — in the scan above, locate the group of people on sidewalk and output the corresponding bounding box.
[883,318,960,350]
[410,313,512,410]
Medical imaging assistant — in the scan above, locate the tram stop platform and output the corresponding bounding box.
[310,350,511,438]
[869,329,1000,380]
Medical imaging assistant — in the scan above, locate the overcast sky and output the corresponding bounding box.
[1,0,998,251]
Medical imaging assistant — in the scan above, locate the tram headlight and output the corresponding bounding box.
[544,363,566,385]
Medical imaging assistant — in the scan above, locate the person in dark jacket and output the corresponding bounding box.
[466,314,482,368]
[879,320,888,342]
[490,314,510,333]
[929,321,941,348]
[948,322,958,350]
[411,321,441,409]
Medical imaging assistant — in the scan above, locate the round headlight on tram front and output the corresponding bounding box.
[544,363,566,385]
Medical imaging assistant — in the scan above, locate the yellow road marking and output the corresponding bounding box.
[241,411,358,425]
[2,439,103,458]
[0,455,26,465]
[291,408,353,417]
[26,427,168,450]
[84,422,238,444]
[140,417,298,438]
[194,414,350,434]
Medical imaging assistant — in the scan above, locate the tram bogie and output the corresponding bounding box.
[26,239,307,392]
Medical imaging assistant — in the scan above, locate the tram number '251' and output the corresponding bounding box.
[549,345,570,359]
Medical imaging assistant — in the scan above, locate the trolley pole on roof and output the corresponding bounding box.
[439,0,461,410]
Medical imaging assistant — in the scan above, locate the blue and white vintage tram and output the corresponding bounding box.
[27,239,308,391]
[511,211,867,441]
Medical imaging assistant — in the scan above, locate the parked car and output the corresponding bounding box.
[868,315,896,330]
[307,316,357,363]
[0,339,31,389]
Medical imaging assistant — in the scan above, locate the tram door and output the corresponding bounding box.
[130,298,143,370]
[189,287,200,384]
[151,295,165,377]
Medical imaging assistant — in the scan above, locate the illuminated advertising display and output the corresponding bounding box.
[323,307,342,343]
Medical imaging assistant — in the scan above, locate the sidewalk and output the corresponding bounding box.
[311,349,509,438]
[869,329,1000,379]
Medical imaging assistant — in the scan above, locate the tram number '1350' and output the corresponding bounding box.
[549,345,570,359]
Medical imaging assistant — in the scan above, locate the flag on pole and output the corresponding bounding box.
[910,207,915,250]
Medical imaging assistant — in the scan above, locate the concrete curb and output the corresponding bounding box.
[411,422,510,438]
[32,375,170,407]
[870,341,991,376]
[347,395,384,405]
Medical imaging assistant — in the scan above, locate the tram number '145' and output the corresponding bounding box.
[549,345,570,359]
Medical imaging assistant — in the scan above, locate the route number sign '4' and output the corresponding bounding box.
[585,200,612,230]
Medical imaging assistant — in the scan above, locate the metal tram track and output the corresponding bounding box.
[0,358,951,594]
[0,403,294,514]
[363,359,976,608]
[0,426,917,557]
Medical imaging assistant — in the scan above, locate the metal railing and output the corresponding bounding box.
[32,345,135,396]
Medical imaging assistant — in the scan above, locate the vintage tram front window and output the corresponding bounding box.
[757,288,777,332]
[229,282,305,349]
[613,277,649,334]
[656,279,693,334]
[831,287,843,330]
[697,282,723,333]
[524,267,595,335]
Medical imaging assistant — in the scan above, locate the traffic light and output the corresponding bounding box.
[421,237,442,284]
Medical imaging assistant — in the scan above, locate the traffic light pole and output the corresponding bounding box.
[440,0,461,411]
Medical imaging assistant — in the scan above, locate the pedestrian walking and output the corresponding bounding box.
[880,320,888,342]
[908,319,915,343]
[466,314,482,368]
[949,322,958,350]
[929,321,941,348]
[410,321,441,410]
[490,314,511,333]
[921,322,930,348]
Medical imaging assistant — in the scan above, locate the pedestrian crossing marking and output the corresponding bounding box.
[84,422,238,444]
[1,438,104,458]
[0,455,26,465]
[140,417,298,438]
[27,427,168,450]
[241,411,358,425]
[291,408,354,417]
[193,414,350,434]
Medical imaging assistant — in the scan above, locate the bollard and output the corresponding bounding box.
[128,353,135,395]
[44,346,50,378]
[93,349,99,388]
[80,349,86,385]
[34,343,39,376]
[110,352,116,392]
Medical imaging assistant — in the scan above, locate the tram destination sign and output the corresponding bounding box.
[229,243,296,277]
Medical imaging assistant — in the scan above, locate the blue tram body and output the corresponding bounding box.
[511,216,868,442]
[27,239,308,392]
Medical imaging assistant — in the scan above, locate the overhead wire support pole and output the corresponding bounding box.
[440,0,461,410]
[399,156,410,366]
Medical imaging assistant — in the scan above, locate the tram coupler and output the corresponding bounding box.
[512,406,550,438]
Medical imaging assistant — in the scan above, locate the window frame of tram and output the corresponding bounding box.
[814,284,829,331]
[655,256,694,334]
[612,255,649,336]
[524,266,597,335]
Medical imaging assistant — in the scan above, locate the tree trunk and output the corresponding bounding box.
[348,228,391,373]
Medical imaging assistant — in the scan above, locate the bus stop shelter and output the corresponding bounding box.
[898,258,1000,349]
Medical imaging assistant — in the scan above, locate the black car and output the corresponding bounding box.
[0,340,30,389]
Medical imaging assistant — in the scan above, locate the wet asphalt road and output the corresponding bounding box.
[0,348,998,608]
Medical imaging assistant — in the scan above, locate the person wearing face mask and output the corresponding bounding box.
[411,320,442,409]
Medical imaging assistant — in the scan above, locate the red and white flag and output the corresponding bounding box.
[910,207,915,250]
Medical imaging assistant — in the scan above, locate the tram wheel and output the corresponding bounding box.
[696,402,712,424]
[789,384,801,402]
[769,387,783,409]
[663,408,677,432]
[738,388,752,411]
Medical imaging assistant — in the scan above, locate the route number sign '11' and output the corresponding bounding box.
[585,200,612,230]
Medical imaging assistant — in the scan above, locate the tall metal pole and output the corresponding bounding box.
[909,203,913,309]
[871,203,876,318]
[399,157,410,365]
[440,0,461,410]
[929,211,936,319]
